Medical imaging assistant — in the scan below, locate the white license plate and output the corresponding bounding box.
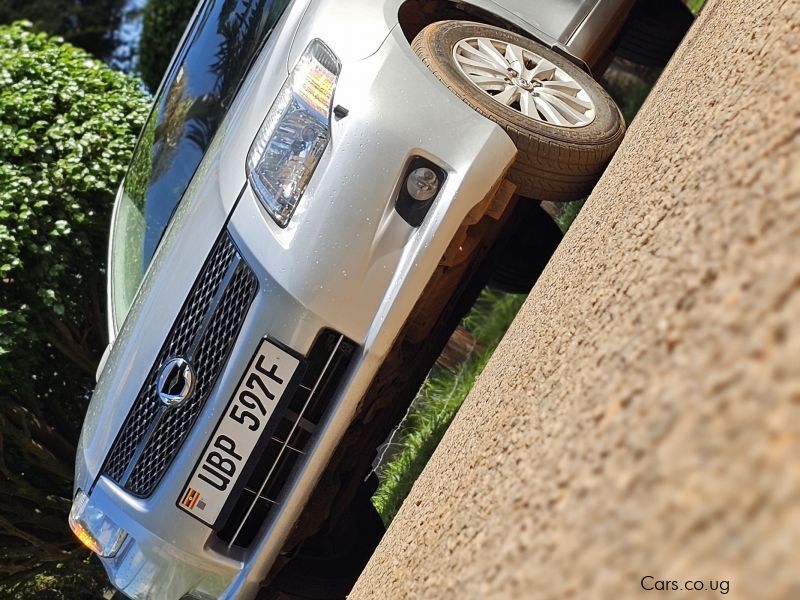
[178,339,300,526]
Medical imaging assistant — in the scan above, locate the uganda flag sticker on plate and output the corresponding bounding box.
[181,488,204,511]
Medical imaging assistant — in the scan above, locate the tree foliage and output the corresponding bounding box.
[138,0,198,91]
[0,0,127,61]
[0,22,150,595]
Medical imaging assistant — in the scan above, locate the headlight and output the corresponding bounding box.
[246,39,341,228]
[68,490,127,557]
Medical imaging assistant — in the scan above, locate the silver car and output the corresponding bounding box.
[69,0,692,598]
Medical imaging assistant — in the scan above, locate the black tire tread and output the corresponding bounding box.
[616,0,694,67]
[489,202,563,294]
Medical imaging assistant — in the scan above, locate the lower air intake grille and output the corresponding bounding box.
[102,232,258,497]
[216,329,356,548]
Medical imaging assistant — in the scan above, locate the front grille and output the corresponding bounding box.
[102,232,258,497]
[216,329,357,548]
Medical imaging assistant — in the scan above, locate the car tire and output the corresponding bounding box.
[615,0,695,68]
[489,201,563,294]
[413,20,625,202]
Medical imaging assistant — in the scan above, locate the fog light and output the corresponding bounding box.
[406,167,439,202]
[395,157,446,227]
[68,490,127,557]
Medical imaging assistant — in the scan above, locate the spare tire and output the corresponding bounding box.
[413,20,625,202]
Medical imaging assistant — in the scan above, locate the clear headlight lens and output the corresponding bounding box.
[246,39,341,228]
[68,490,127,557]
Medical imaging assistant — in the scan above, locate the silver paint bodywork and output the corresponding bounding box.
[75,0,630,598]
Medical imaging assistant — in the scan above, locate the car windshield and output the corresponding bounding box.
[110,0,292,330]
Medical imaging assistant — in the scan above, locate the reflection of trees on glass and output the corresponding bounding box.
[115,0,293,291]
[131,0,292,197]
[152,67,194,183]
[183,0,291,152]
[156,0,293,169]
[124,104,158,213]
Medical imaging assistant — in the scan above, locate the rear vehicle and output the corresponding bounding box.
[69,0,693,598]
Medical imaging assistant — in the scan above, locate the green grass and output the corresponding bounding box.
[372,289,525,525]
[555,198,587,233]
[686,0,707,15]
[618,80,654,124]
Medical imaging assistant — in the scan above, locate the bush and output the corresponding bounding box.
[0,22,150,595]
[138,0,199,91]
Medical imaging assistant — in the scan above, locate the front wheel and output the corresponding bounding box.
[413,21,625,202]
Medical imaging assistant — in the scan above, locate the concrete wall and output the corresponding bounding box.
[352,0,800,598]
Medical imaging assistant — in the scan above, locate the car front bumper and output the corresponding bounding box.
[76,26,516,600]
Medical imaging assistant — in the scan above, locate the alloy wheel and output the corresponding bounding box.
[452,37,596,128]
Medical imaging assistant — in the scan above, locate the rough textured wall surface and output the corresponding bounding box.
[352,0,800,598]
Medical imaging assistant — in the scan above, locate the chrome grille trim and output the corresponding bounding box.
[102,232,258,497]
